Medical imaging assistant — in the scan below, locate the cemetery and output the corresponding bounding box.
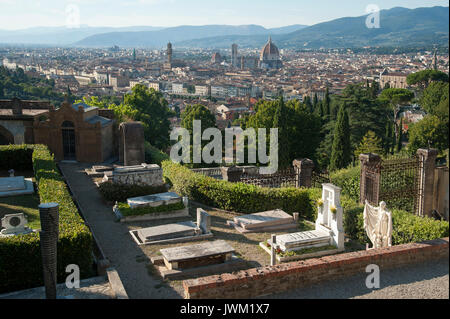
[0,142,448,299]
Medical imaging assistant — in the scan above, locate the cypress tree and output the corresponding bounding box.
[330,105,351,171]
[396,118,403,152]
[273,98,290,169]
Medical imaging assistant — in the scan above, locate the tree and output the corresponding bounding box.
[408,115,449,154]
[420,81,449,117]
[330,105,351,171]
[181,104,216,134]
[407,69,449,92]
[354,131,383,158]
[124,84,173,149]
[378,88,414,141]
[396,118,403,152]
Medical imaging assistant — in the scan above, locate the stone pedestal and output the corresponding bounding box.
[417,148,438,217]
[359,153,381,205]
[221,166,243,182]
[293,159,314,188]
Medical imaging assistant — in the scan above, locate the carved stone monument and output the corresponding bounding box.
[106,164,164,187]
[363,200,392,249]
[119,122,145,166]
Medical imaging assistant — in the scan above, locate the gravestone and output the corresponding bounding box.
[315,183,345,251]
[160,240,234,270]
[264,183,345,255]
[129,208,212,245]
[0,213,34,237]
[228,209,298,233]
[0,176,34,197]
[127,192,181,209]
[197,208,211,234]
[119,122,145,166]
[109,164,164,187]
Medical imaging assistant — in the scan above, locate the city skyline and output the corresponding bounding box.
[0,0,448,31]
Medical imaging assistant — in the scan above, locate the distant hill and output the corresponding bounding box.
[74,24,295,48]
[268,25,308,34]
[176,6,449,49]
[0,26,165,45]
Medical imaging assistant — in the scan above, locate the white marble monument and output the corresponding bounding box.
[363,200,392,250]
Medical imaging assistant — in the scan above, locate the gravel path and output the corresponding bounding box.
[265,258,449,299]
[0,276,114,299]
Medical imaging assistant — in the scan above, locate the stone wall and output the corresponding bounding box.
[183,238,449,299]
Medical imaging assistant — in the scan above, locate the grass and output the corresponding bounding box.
[0,194,41,230]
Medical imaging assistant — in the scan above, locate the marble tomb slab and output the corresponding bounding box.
[0,177,34,198]
[127,192,181,209]
[269,230,331,251]
[137,221,198,242]
[234,209,294,230]
[160,240,234,270]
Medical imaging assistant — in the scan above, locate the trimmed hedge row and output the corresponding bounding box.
[0,145,94,293]
[162,160,321,219]
[117,202,185,217]
[344,206,449,245]
[98,181,167,203]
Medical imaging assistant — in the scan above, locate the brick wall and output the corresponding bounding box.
[183,238,449,299]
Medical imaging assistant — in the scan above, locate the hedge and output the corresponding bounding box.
[0,145,94,293]
[0,144,34,171]
[162,160,321,220]
[344,205,449,245]
[330,165,360,203]
[145,142,170,166]
[98,181,167,203]
[117,202,185,217]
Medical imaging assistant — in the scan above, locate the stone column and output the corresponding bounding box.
[221,166,243,182]
[417,148,438,217]
[359,153,381,205]
[38,203,60,300]
[292,159,314,188]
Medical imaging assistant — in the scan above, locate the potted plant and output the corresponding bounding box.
[330,205,337,215]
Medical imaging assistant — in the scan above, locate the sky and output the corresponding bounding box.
[0,0,448,30]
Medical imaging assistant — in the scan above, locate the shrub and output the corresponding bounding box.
[98,181,167,203]
[162,160,321,220]
[117,202,185,217]
[0,145,94,293]
[330,165,360,203]
[344,205,449,245]
[144,142,170,165]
